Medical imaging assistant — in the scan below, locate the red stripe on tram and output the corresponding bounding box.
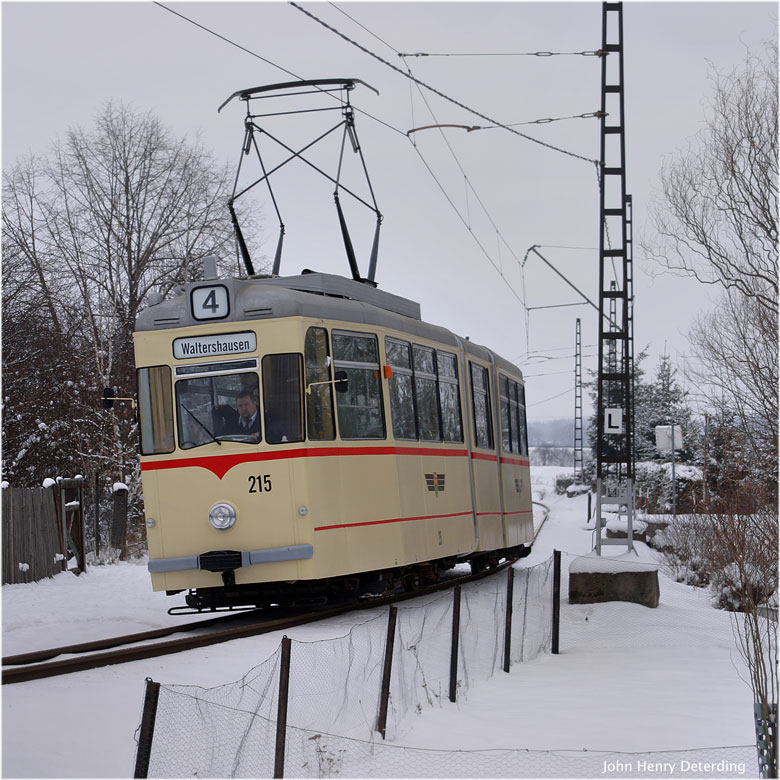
[314,510,474,532]
[140,445,470,480]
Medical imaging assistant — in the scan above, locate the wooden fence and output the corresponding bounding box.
[2,486,64,584]
[2,479,87,585]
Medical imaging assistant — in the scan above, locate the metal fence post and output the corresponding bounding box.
[274,636,292,779]
[503,567,515,673]
[552,550,561,655]
[449,585,461,703]
[133,678,160,778]
[755,702,777,779]
[376,605,398,739]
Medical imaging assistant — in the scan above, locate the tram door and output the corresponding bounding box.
[468,361,504,551]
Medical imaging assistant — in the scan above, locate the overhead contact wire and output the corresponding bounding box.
[153,2,407,138]
[289,1,599,166]
[328,1,529,308]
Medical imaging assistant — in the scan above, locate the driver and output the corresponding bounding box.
[234,390,261,441]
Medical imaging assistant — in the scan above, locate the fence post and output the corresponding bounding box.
[552,550,561,655]
[75,477,86,574]
[133,677,160,778]
[376,605,398,739]
[503,567,515,673]
[449,584,461,703]
[94,471,101,558]
[111,484,128,560]
[274,636,292,779]
[587,492,592,523]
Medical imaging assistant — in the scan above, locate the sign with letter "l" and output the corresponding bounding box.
[605,408,623,434]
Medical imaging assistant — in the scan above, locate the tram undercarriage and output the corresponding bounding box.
[167,545,532,614]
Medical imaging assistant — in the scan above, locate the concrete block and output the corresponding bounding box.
[568,557,660,608]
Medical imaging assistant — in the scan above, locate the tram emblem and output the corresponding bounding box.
[425,472,446,496]
[515,477,523,493]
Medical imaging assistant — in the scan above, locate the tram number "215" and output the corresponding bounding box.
[248,475,272,493]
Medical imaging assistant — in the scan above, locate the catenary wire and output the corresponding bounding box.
[399,50,603,58]
[528,387,575,407]
[153,1,407,138]
[328,2,531,305]
[289,1,600,167]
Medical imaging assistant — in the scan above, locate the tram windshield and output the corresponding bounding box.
[175,370,261,449]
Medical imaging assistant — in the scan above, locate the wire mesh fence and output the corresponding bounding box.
[140,558,554,777]
[137,553,761,778]
[264,726,757,778]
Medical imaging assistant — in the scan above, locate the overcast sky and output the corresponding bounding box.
[2,1,776,422]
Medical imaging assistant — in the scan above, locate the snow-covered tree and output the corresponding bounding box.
[2,103,261,513]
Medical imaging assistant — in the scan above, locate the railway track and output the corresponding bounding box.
[2,557,517,685]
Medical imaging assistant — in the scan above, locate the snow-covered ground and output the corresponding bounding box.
[2,467,757,778]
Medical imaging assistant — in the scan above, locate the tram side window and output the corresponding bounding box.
[500,376,512,453]
[500,374,529,455]
[413,345,441,442]
[304,327,336,440]
[175,371,260,449]
[470,362,494,450]
[262,354,304,444]
[386,338,417,440]
[137,366,175,455]
[518,383,529,454]
[437,350,463,442]
[332,331,385,439]
[510,382,522,454]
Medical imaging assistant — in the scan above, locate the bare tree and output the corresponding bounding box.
[644,42,778,316]
[688,289,778,487]
[2,102,260,500]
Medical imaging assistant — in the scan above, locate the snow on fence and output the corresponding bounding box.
[2,485,64,584]
[134,558,554,778]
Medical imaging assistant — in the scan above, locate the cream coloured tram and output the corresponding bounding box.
[134,270,532,610]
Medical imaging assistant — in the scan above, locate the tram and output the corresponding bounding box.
[134,269,532,610]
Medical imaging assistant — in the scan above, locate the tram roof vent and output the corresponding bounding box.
[202,255,219,280]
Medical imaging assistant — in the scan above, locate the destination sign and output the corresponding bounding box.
[173,331,256,360]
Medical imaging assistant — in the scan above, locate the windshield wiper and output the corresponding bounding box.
[179,404,222,446]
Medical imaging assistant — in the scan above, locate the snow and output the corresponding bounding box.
[606,516,649,534]
[568,550,659,574]
[1,466,758,778]
[113,481,129,493]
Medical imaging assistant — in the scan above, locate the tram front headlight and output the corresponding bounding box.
[209,502,236,530]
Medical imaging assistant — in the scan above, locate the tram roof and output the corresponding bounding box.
[135,272,523,379]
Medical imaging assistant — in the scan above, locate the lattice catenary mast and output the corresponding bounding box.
[594,1,636,554]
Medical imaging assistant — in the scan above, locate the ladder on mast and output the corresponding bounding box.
[595,1,636,554]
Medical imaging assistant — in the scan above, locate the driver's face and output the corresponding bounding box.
[237,395,256,419]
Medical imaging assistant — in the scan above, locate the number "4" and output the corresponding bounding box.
[202,289,220,313]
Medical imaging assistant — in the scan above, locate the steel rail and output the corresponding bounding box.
[2,609,268,666]
[2,557,518,685]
